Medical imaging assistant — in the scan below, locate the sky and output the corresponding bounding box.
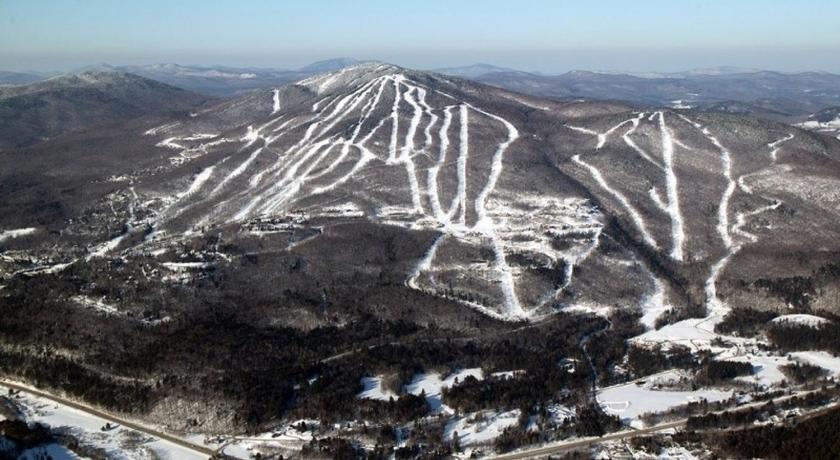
[2,0,840,73]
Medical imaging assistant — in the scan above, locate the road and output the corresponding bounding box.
[487,387,835,459]
[486,420,686,460]
[0,379,216,459]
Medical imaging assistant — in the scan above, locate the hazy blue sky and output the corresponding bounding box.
[2,0,839,73]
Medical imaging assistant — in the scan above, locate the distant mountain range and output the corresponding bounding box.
[0,71,44,85]
[3,60,840,153]
[440,66,840,123]
[0,71,209,151]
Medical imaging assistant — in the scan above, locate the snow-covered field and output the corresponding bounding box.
[597,380,731,424]
[1,384,210,460]
[443,409,521,447]
[790,351,840,375]
[404,369,484,413]
[771,314,832,328]
[357,376,398,401]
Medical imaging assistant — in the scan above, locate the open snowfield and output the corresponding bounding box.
[404,369,483,413]
[597,381,732,424]
[443,409,521,447]
[771,314,832,328]
[1,384,211,460]
[790,351,840,375]
[357,376,398,401]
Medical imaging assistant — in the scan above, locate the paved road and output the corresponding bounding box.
[0,380,215,458]
[487,387,834,459]
[486,420,686,460]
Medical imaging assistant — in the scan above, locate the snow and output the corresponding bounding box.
[442,368,484,387]
[597,382,731,423]
[443,410,521,447]
[693,123,736,250]
[71,295,119,316]
[404,369,485,413]
[771,314,831,328]
[0,227,37,243]
[405,373,447,413]
[657,112,686,261]
[623,112,662,168]
[633,316,721,348]
[490,370,526,380]
[639,277,672,330]
[271,89,281,114]
[1,384,210,460]
[790,351,840,375]
[180,166,215,198]
[452,104,469,223]
[768,133,794,163]
[407,235,444,289]
[357,376,398,401]
[725,354,788,387]
[572,154,658,249]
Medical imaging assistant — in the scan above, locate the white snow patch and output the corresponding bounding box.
[0,227,37,243]
[597,382,731,422]
[443,409,521,447]
[790,351,840,375]
[357,376,398,401]
[771,314,831,328]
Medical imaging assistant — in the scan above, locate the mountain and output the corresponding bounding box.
[471,69,840,121]
[63,60,366,97]
[2,64,840,454]
[796,106,840,139]
[298,57,364,73]
[0,71,43,85]
[0,71,210,151]
[434,63,517,78]
[114,63,310,96]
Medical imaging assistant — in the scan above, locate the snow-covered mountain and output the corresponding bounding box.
[2,63,840,451]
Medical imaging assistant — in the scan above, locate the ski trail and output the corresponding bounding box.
[568,119,634,149]
[468,104,524,318]
[732,200,781,243]
[640,276,669,330]
[400,84,425,214]
[622,113,662,168]
[387,76,403,164]
[768,133,794,163]
[428,106,454,221]
[416,87,438,154]
[452,104,469,224]
[471,105,519,230]
[572,154,658,249]
[210,147,263,195]
[314,77,380,139]
[271,89,281,114]
[181,166,215,198]
[309,77,389,183]
[311,145,376,195]
[407,234,444,289]
[702,126,736,250]
[658,112,686,261]
[234,196,262,221]
[704,253,731,312]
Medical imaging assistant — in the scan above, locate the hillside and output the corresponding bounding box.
[0,71,210,150]
[2,64,840,455]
